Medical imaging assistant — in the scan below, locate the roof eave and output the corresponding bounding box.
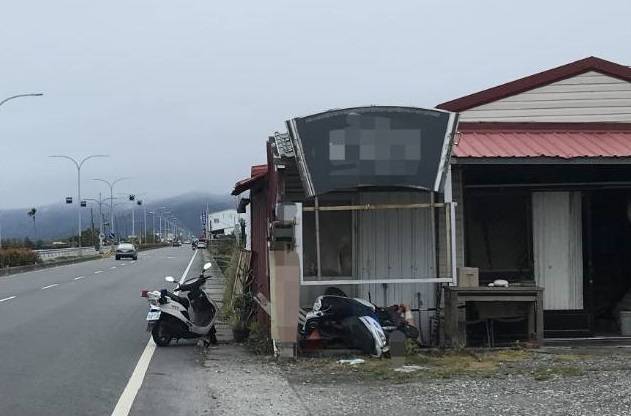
[437,56,631,112]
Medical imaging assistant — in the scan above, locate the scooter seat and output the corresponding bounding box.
[166,292,190,309]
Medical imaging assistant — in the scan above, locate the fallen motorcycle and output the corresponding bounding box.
[299,295,389,357]
[141,262,218,346]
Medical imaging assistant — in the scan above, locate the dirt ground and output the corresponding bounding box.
[197,343,631,416]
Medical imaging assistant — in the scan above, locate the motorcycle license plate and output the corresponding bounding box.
[146,310,161,321]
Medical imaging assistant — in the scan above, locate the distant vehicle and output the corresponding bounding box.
[172,241,182,247]
[196,240,207,249]
[184,240,191,244]
[115,243,138,260]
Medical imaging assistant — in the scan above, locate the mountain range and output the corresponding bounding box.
[0,192,233,241]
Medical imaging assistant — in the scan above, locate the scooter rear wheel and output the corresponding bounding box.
[151,321,173,346]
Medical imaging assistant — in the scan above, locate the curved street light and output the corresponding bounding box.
[0,93,44,108]
[49,154,109,253]
[0,93,44,248]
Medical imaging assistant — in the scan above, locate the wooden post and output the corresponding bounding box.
[314,197,322,279]
[536,289,544,346]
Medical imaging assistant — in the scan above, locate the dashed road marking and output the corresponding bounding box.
[0,296,16,302]
[41,284,59,290]
[111,266,117,269]
[120,263,126,266]
[94,270,103,274]
[74,276,85,280]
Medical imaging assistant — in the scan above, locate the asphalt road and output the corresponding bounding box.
[0,246,202,416]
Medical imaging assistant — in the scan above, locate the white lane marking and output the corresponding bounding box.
[167,256,175,259]
[41,284,59,290]
[0,296,16,302]
[110,339,156,416]
[110,249,198,416]
[74,276,86,280]
[94,270,103,274]
[130,261,136,264]
[179,249,198,284]
[120,263,126,266]
[111,266,117,269]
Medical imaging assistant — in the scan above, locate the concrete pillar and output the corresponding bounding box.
[269,249,300,358]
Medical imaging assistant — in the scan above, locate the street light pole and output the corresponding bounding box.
[92,177,130,242]
[1,93,43,249]
[50,154,109,255]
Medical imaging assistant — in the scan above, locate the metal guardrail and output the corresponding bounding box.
[35,247,99,260]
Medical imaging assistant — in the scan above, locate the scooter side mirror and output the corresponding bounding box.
[203,262,212,271]
[165,276,175,283]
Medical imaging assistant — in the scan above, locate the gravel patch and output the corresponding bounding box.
[200,344,631,415]
[201,344,306,416]
[280,346,631,416]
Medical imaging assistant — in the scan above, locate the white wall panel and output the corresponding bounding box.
[533,192,583,310]
[460,71,631,122]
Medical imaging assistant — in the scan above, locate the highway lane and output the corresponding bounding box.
[0,246,202,416]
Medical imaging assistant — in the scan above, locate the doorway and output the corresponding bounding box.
[588,190,631,335]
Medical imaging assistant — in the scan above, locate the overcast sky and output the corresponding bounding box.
[1,0,630,209]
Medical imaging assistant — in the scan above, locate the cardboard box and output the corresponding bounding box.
[458,267,479,287]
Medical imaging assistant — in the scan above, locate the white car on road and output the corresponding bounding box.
[115,243,138,260]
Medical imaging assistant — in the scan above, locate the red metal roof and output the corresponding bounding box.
[232,164,268,195]
[250,164,267,177]
[454,123,631,159]
[437,56,631,112]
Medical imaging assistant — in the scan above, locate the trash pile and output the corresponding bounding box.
[298,290,419,357]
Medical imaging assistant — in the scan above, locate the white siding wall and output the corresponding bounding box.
[460,71,631,122]
[532,192,584,310]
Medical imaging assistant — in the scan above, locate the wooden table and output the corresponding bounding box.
[443,286,544,348]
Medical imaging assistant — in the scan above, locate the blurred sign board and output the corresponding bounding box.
[287,106,458,197]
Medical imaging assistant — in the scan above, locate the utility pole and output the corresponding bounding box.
[83,193,105,250]
[90,207,95,247]
[91,177,131,242]
[142,202,147,242]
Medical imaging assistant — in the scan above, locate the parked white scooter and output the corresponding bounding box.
[142,262,218,346]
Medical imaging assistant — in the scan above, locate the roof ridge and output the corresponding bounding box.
[437,56,631,112]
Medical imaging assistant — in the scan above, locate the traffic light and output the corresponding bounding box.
[129,194,135,201]
[80,200,87,207]
[137,200,142,206]
[66,197,73,204]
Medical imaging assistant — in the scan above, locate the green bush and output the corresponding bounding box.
[0,248,41,267]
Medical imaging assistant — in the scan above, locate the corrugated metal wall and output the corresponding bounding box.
[355,191,437,336]
[250,188,271,328]
[533,191,584,310]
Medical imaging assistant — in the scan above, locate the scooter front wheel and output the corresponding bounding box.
[151,321,173,347]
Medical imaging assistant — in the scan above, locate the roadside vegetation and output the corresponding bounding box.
[0,247,41,268]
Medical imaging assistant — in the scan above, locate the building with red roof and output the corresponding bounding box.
[439,56,631,338]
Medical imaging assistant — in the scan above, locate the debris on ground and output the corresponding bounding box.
[393,365,428,373]
[337,358,365,366]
